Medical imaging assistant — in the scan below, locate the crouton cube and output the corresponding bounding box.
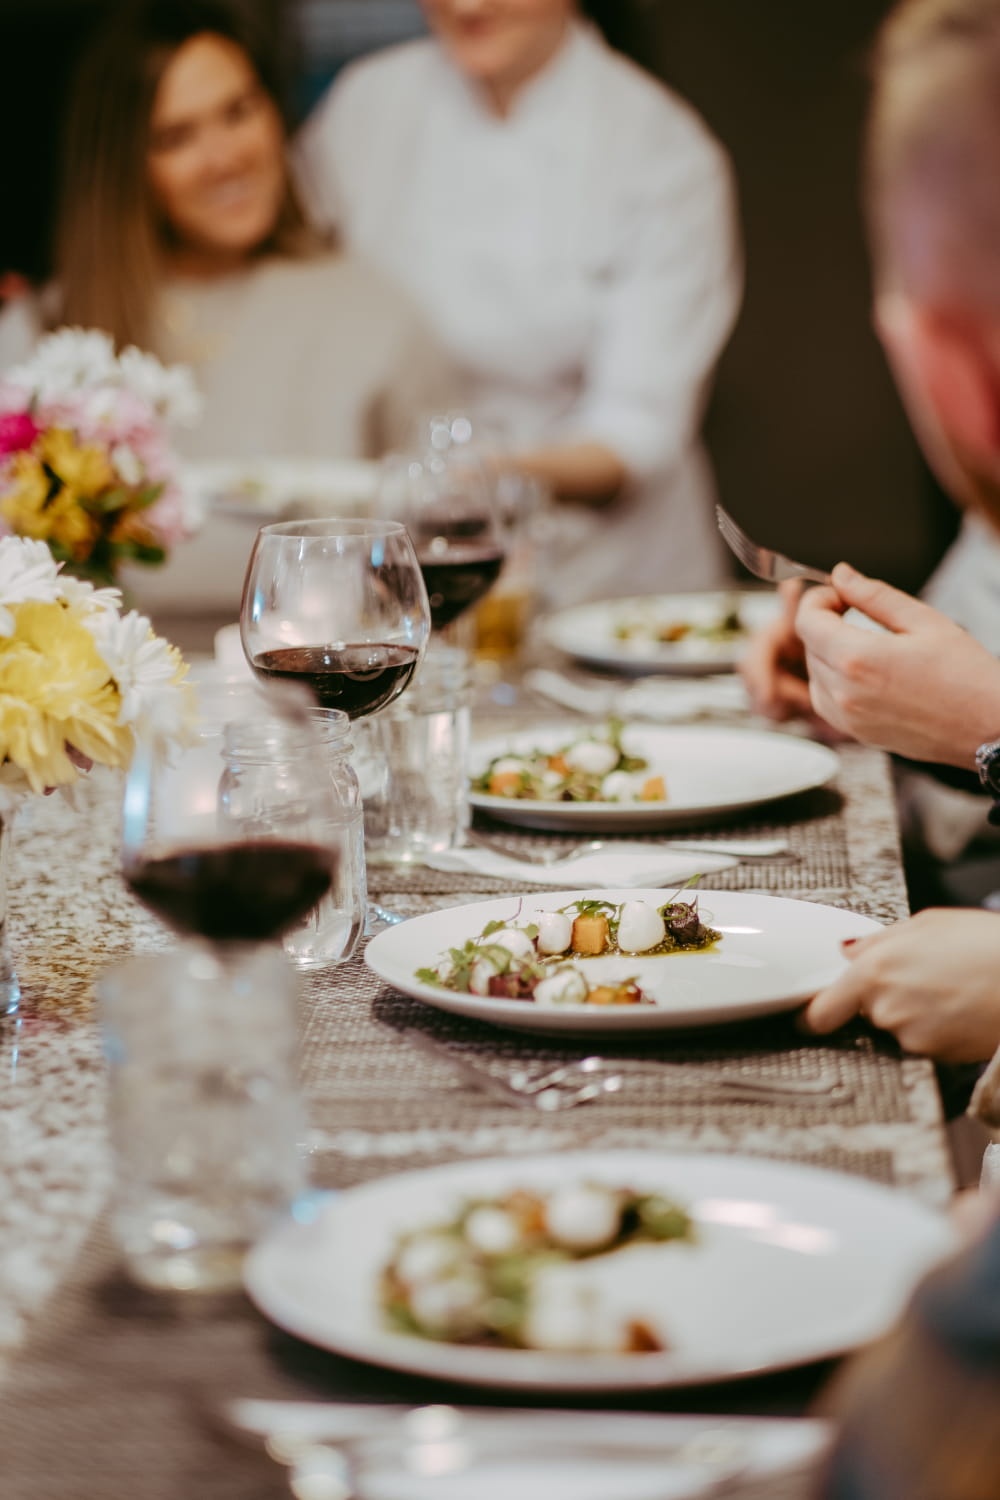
[571,913,610,954]
[489,770,522,796]
[639,775,667,802]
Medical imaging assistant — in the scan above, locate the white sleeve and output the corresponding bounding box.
[565,118,742,481]
[295,74,354,231]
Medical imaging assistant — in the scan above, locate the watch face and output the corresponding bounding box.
[977,740,1000,795]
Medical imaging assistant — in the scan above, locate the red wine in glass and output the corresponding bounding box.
[125,841,333,943]
[417,546,505,630]
[250,643,420,718]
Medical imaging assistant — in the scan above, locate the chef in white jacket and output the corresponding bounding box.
[299,0,742,608]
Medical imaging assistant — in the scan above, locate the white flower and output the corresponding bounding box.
[110,443,143,487]
[6,328,117,404]
[0,537,63,635]
[85,607,190,740]
[58,574,123,617]
[118,346,202,427]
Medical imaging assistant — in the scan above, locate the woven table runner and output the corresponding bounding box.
[0,742,952,1499]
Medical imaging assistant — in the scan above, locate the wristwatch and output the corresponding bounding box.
[976,738,1000,823]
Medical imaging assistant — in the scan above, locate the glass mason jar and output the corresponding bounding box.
[352,644,471,865]
[220,710,367,968]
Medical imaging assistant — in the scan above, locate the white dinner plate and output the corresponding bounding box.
[469,724,839,832]
[541,591,782,676]
[193,458,379,522]
[364,888,882,1033]
[244,1151,952,1390]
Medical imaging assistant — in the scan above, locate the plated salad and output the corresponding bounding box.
[472,720,666,804]
[415,895,721,1007]
[612,600,745,646]
[381,1181,694,1352]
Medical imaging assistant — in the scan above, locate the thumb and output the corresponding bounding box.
[830,563,927,633]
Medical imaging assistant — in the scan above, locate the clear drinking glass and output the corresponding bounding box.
[99,944,305,1292]
[354,645,471,865]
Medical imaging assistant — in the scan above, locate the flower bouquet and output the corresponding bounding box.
[0,328,203,587]
[0,534,192,1008]
[0,535,191,804]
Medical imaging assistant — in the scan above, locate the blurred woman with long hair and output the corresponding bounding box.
[0,0,453,463]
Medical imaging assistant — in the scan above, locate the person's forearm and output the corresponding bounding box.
[504,442,628,508]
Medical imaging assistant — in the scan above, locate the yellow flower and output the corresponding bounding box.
[40,428,113,492]
[1,429,108,559]
[0,600,132,793]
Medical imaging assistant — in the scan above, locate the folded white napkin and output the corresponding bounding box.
[423,842,738,887]
[525,670,748,723]
[350,1416,830,1500]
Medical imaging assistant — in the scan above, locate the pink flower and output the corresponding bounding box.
[0,410,40,456]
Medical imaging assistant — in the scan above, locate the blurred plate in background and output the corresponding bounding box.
[541,591,781,676]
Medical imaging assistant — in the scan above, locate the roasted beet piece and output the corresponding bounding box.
[488,971,536,1000]
[661,902,708,946]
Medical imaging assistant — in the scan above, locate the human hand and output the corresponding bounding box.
[796,562,1000,767]
[739,579,815,720]
[801,908,1000,1063]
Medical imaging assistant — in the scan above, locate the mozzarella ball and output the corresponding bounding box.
[537,911,573,955]
[600,770,639,802]
[469,956,501,995]
[435,953,455,985]
[409,1272,485,1337]
[540,769,564,793]
[524,1277,596,1352]
[395,1233,459,1287]
[464,1205,521,1255]
[564,740,619,777]
[485,927,536,962]
[533,968,589,1007]
[544,1185,622,1252]
[489,756,526,778]
[616,900,666,954]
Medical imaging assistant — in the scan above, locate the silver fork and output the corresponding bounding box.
[716,503,831,586]
[397,1027,624,1111]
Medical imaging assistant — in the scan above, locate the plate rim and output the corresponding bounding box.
[364,887,884,1033]
[243,1148,952,1390]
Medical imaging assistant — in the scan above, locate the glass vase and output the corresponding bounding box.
[0,812,20,1017]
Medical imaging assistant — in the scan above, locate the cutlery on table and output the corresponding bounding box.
[396,1030,853,1107]
[464,832,793,864]
[524,668,748,721]
[395,1026,624,1111]
[219,1399,833,1497]
[521,1054,854,1104]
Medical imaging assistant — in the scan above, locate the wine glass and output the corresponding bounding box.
[240,518,430,716]
[121,673,337,950]
[379,451,506,634]
[240,519,431,930]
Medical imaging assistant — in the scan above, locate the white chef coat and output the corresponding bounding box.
[299,21,742,607]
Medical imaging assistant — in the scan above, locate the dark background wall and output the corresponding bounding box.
[0,0,954,591]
